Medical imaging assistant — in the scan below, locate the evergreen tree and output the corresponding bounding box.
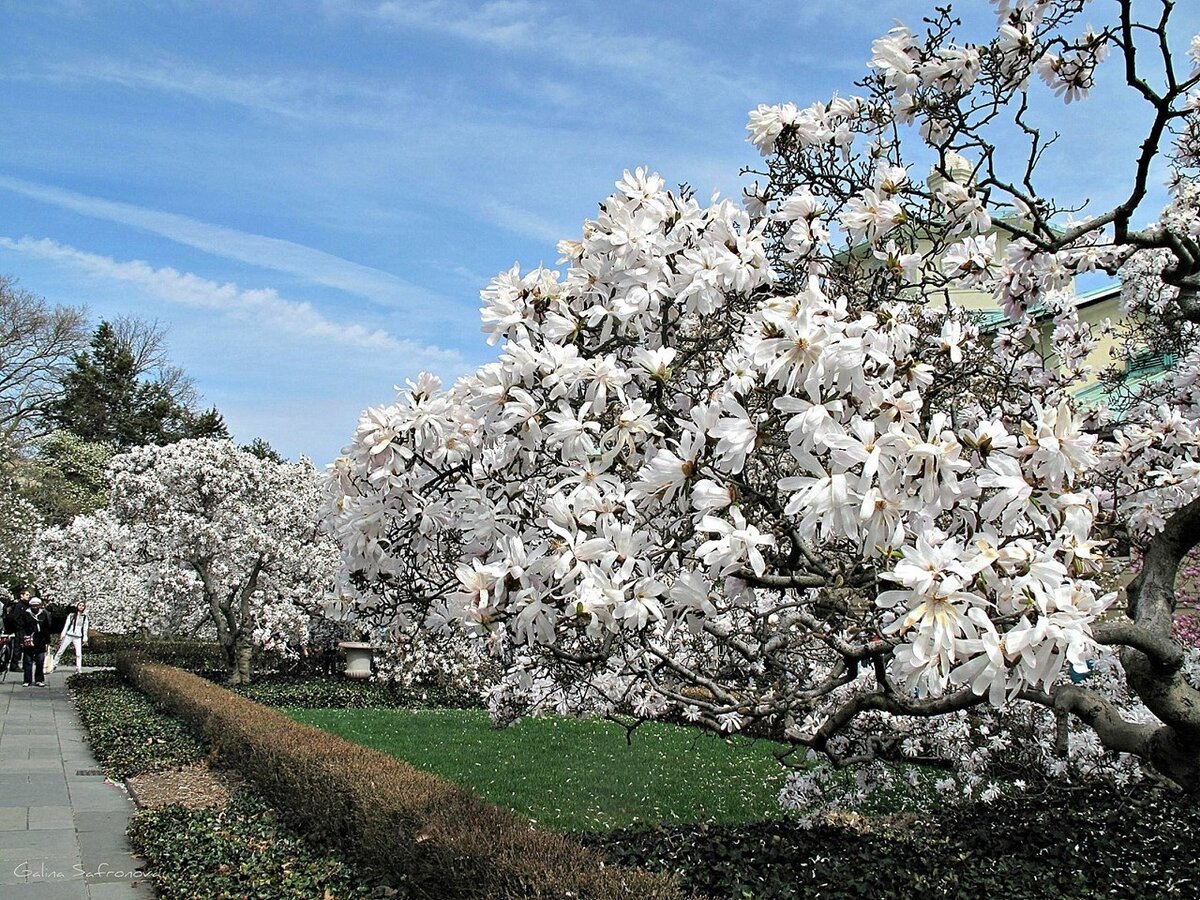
[241,436,286,463]
[53,322,228,448]
[186,407,230,441]
[22,430,116,526]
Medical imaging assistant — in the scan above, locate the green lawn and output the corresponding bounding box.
[285,707,792,832]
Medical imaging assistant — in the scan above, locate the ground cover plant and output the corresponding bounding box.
[583,784,1200,900]
[68,671,205,779]
[286,707,792,832]
[127,791,395,900]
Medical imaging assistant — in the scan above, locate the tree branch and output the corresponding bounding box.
[1095,621,1184,670]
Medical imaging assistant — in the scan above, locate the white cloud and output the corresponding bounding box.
[33,56,416,127]
[0,235,466,366]
[325,0,771,105]
[477,197,571,245]
[0,175,440,311]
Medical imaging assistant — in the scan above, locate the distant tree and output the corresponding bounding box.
[0,477,43,591]
[22,430,117,526]
[38,439,337,682]
[0,276,88,458]
[35,508,207,638]
[187,407,229,441]
[108,315,198,409]
[54,322,146,446]
[241,437,286,464]
[53,321,227,448]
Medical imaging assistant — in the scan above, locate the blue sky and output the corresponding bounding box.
[2,0,1197,464]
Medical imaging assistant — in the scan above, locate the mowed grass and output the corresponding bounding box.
[284,707,792,832]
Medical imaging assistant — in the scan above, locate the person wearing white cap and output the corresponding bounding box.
[20,596,51,687]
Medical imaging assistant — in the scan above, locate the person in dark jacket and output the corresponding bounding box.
[20,596,52,687]
[4,591,28,672]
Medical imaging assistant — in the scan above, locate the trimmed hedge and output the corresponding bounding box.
[88,633,225,670]
[226,673,485,710]
[229,674,409,709]
[68,670,390,898]
[117,654,690,900]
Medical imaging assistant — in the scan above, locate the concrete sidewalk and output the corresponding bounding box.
[0,663,152,899]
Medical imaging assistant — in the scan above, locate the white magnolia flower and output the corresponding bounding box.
[697,507,774,576]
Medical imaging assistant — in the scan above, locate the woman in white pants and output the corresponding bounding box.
[51,602,89,674]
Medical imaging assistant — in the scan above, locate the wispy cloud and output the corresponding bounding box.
[19,51,707,146]
[0,175,441,310]
[0,235,466,365]
[324,0,772,105]
[476,197,571,246]
[29,56,417,127]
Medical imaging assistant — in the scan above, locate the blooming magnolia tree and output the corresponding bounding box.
[35,509,199,636]
[40,439,337,683]
[325,0,1200,798]
[0,479,42,588]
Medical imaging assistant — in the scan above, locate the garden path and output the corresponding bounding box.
[0,664,152,899]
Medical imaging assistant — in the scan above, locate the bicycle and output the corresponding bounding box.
[0,634,14,682]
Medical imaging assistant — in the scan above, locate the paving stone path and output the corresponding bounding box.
[0,664,152,899]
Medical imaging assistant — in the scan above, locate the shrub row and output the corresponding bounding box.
[69,670,394,899]
[226,673,485,710]
[228,674,408,709]
[117,655,690,900]
[88,633,225,670]
[68,671,206,779]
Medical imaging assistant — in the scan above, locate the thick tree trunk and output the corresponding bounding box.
[197,555,264,686]
[1118,497,1200,792]
[227,638,253,685]
[219,638,236,677]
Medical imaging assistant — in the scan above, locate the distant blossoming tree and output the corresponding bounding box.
[0,479,42,588]
[324,0,1200,802]
[40,439,337,683]
[35,509,199,636]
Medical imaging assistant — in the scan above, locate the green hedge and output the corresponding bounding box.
[68,670,391,899]
[117,655,690,900]
[226,673,484,710]
[229,675,407,709]
[88,633,225,670]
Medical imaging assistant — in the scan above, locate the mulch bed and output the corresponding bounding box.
[125,762,242,810]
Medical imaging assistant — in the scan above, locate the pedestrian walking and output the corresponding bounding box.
[50,602,89,675]
[20,597,52,687]
[2,593,24,672]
